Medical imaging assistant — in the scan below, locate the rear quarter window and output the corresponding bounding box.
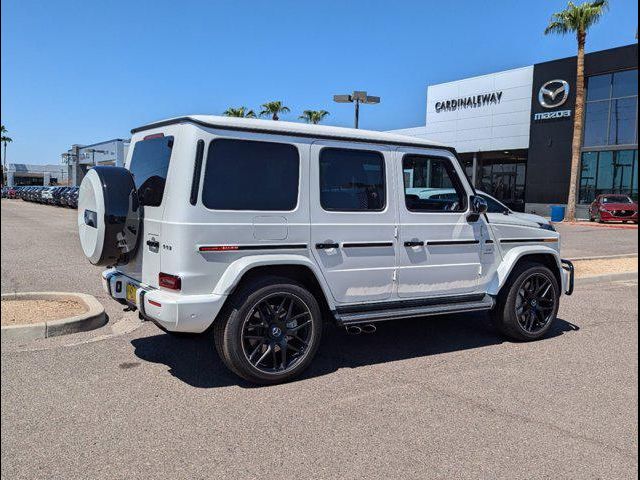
[201,139,300,211]
[129,135,174,207]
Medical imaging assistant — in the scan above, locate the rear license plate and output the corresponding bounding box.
[126,283,138,305]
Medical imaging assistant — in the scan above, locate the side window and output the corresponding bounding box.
[202,138,299,211]
[402,155,467,212]
[319,148,385,211]
[129,135,174,207]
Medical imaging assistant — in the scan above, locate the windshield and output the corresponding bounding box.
[602,195,633,204]
[479,193,509,213]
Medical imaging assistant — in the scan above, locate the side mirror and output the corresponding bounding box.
[467,195,488,222]
[471,195,488,214]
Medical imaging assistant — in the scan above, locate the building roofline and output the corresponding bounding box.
[71,138,129,150]
[533,42,637,68]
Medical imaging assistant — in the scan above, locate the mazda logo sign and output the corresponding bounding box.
[538,79,570,109]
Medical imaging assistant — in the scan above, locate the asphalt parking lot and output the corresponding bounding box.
[1,199,638,479]
[555,222,638,259]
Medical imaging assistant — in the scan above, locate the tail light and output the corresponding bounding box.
[144,133,165,140]
[159,272,181,290]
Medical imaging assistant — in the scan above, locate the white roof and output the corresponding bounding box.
[132,115,448,150]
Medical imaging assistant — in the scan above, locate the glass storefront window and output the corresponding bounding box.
[579,150,639,203]
[633,153,639,201]
[457,151,527,211]
[614,150,635,195]
[596,151,614,193]
[579,152,598,203]
[609,97,638,145]
[583,101,610,146]
[612,69,638,98]
[584,69,638,147]
[586,74,612,101]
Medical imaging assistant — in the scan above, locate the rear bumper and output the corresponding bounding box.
[102,270,226,333]
[561,259,574,296]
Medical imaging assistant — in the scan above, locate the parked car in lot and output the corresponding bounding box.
[412,188,555,231]
[2,186,18,198]
[589,194,638,224]
[13,186,25,198]
[20,186,36,201]
[78,115,574,385]
[63,186,79,208]
[52,186,69,205]
[40,186,55,204]
[23,186,37,202]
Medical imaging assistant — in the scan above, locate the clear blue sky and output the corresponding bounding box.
[1,0,637,165]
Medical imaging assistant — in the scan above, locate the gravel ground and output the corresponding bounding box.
[1,199,638,480]
[573,256,639,278]
[1,299,86,326]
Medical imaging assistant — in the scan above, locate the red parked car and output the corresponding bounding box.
[589,194,638,224]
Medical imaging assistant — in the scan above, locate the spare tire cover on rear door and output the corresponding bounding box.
[78,166,141,266]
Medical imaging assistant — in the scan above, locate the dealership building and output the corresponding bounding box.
[392,43,638,217]
[63,138,130,186]
[5,139,129,187]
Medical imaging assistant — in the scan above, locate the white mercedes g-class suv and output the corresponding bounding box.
[78,115,574,384]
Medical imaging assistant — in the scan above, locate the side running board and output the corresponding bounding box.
[333,294,495,326]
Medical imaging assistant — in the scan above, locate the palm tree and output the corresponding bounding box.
[1,125,12,187]
[299,110,330,125]
[259,101,290,121]
[223,106,257,118]
[544,0,608,222]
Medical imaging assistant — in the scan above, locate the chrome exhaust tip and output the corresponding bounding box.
[360,324,377,334]
[345,325,362,335]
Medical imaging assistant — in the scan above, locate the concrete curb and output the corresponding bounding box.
[576,272,638,286]
[568,253,638,262]
[1,292,106,342]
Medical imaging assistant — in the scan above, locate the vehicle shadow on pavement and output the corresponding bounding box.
[130,314,579,389]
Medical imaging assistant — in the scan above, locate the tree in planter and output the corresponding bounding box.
[1,125,12,186]
[299,110,330,125]
[259,101,290,121]
[223,107,257,118]
[544,0,608,221]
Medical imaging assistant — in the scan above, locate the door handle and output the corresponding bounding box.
[315,242,339,250]
[403,240,424,247]
[146,240,160,249]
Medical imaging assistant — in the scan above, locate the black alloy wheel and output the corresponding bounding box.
[214,277,323,385]
[241,292,313,374]
[514,273,558,335]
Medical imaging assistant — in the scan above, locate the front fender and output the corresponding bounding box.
[212,254,336,309]
[486,245,563,296]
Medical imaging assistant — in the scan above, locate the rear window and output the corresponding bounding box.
[129,135,174,207]
[202,139,300,211]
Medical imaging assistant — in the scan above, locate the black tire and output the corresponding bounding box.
[214,276,323,385]
[492,261,560,341]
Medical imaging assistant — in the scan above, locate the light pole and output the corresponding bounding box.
[333,91,380,129]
